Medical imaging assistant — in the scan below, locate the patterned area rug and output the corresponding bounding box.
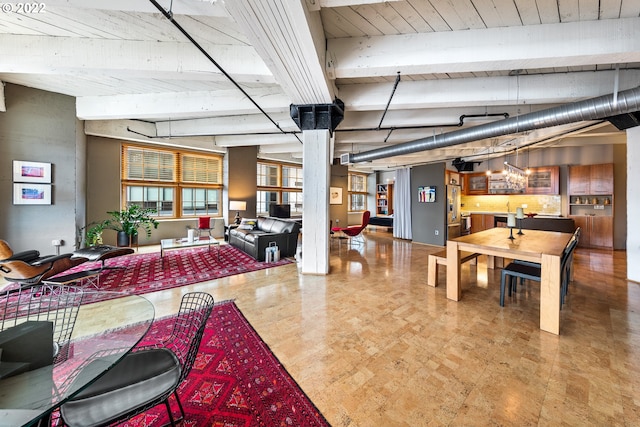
[60,245,292,302]
[54,301,329,427]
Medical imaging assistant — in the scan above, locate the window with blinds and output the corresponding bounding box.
[348,172,368,212]
[256,161,302,216]
[257,163,279,187]
[122,145,223,218]
[181,154,222,184]
[124,147,176,181]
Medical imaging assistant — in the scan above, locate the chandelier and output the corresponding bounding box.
[502,161,526,192]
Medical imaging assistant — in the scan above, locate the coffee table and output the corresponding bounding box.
[160,236,220,262]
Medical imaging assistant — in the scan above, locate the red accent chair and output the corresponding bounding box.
[197,216,213,238]
[331,210,371,246]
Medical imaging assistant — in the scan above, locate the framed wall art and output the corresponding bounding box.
[329,187,342,205]
[13,183,52,205]
[418,186,436,203]
[13,160,51,183]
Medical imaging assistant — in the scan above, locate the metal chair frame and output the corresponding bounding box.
[0,284,84,364]
[59,292,215,427]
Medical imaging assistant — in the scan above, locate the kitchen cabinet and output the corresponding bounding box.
[488,173,518,194]
[571,215,613,249]
[590,163,614,194]
[470,213,494,233]
[568,163,614,249]
[464,166,558,195]
[376,184,393,216]
[446,170,464,194]
[525,166,559,195]
[465,173,488,195]
[568,163,613,195]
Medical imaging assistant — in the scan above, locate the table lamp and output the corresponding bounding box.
[229,201,246,225]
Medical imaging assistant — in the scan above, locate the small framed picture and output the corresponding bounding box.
[418,186,436,203]
[330,187,342,205]
[13,183,52,205]
[13,160,52,183]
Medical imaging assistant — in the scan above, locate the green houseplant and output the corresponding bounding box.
[84,220,110,247]
[107,205,159,247]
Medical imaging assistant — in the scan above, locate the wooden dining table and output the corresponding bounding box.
[446,227,573,335]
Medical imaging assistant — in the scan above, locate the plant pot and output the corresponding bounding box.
[117,231,138,247]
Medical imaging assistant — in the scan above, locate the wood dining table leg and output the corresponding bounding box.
[539,252,562,335]
[446,241,462,301]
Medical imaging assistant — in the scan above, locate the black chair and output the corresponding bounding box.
[0,284,84,364]
[500,236,578,308]
[562,227,581,299]
[59,292,215,427]
[0,240,88,287]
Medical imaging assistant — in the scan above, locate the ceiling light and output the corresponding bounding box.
[503,162,526,192]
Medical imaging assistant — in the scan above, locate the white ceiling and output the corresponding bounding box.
[1,0,638,173]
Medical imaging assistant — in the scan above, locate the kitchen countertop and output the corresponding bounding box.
[462,212,563,218]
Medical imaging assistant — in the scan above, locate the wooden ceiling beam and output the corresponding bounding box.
[0,34,273,84]
[328,17,640,78]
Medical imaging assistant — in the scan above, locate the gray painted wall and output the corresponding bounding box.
[330,164,348,228]
[411,163,446,246]
[226,146,258,223]
[0,84,86,254]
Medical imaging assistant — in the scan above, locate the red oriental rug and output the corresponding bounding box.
[53,301,330,427]
[60,245,292,302]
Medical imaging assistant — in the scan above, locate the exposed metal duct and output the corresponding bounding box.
[346,86,640,164]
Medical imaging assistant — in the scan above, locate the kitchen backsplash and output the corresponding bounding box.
[461,195,562,216]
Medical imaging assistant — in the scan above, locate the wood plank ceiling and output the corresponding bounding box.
[1,0,639,172]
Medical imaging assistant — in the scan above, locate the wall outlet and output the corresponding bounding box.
[52,239,62,246]
[434,230,439,236]
[335,219,339,224]
[522,204,528,208]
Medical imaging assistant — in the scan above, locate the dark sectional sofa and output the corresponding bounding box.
[229,217,301,261]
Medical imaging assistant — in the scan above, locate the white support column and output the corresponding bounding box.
[301,129,331,275]
[627,126,640,282]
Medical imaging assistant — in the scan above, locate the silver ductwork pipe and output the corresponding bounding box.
[347,86,640,164]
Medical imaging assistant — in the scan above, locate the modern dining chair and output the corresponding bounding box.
[59,292,215,427]
[0,284,84,364]
[500,237,578,308]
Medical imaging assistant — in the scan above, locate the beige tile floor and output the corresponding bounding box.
[5,231,639,426]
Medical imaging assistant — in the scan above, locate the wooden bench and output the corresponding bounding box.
[427,250,480,287]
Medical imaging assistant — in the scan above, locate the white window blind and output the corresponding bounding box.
[182,154,222,184]
[125,147,175,182]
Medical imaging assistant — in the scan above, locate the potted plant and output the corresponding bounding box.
[106,205,159,247]
[84,220,110,247]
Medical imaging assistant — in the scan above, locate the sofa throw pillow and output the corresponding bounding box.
[239,219,258,230]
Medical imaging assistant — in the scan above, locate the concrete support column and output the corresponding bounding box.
[301,129,331,275]
[627,127,640,281]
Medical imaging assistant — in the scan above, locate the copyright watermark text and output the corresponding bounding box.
[1,2,46,13]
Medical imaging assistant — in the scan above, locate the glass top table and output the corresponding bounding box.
[0,290,155,426]
[160,236,220,261]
